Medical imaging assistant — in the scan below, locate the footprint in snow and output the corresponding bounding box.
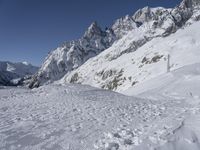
[95,127,142,149]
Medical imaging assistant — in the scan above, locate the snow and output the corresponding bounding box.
[30,0,199,88]
[29,21,116,88]
[0,61,38,77]
[0,61,38,86]
[62,20,200,93]
[1,74,200,149]
[1,1,200,149]
[2,29,200,149]
[22,62,30,66]
[124,63,200,99]
[6,63,16,72]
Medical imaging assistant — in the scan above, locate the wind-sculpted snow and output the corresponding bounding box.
[29,0,200,89]
[1,82,200,150]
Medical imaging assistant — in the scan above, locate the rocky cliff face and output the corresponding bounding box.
[180,0,200,8]
[29,0,200,89]
[29,22,116,88]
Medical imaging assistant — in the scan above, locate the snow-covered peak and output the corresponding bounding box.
[62,16,200,92]
[22,61,30,66]
[180,0,200,8]
[0,61,38,86]
[29,0,200,88]
[133,6,152,23]
[84,21,103,38]
[28,21,115,88]
[132,6,172,23]
[111,15,137,38]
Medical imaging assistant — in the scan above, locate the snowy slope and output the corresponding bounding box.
[0,61,38,86]
[121,63,200,150]
[62,17,200,92]
[29,0,200,88]
[1,0,200,149]
[124,63,200,99]
[1,83,200,150]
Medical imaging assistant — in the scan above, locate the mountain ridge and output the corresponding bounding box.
[29,0,200,90]
[0,61,38,86]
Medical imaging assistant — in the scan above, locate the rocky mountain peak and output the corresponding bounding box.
[28,0,200,88]
[88,21,99,29]
[132,6,152,23]
[84,21,103,38]
[111,15,137,38]
[179,0,200,8]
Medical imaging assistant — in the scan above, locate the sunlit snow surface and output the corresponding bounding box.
[1,64,200,150]
[62,21,200,93]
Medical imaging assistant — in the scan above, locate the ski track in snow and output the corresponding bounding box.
[0,84,200,150]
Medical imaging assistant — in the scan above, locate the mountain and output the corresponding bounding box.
[28,22,116,88]
[63,19,200,93]
[29,0,200,90]
[0,61,38,86]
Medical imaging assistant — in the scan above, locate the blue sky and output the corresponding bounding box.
[0,0,181,66]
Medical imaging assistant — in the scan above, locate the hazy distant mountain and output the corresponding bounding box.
[0,61,38,86]
[29,0,200,91]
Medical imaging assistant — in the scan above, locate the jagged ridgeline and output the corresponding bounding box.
[0,61,38,86]
[29,0,200,91]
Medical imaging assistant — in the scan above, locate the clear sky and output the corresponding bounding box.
[0,0,181,66]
